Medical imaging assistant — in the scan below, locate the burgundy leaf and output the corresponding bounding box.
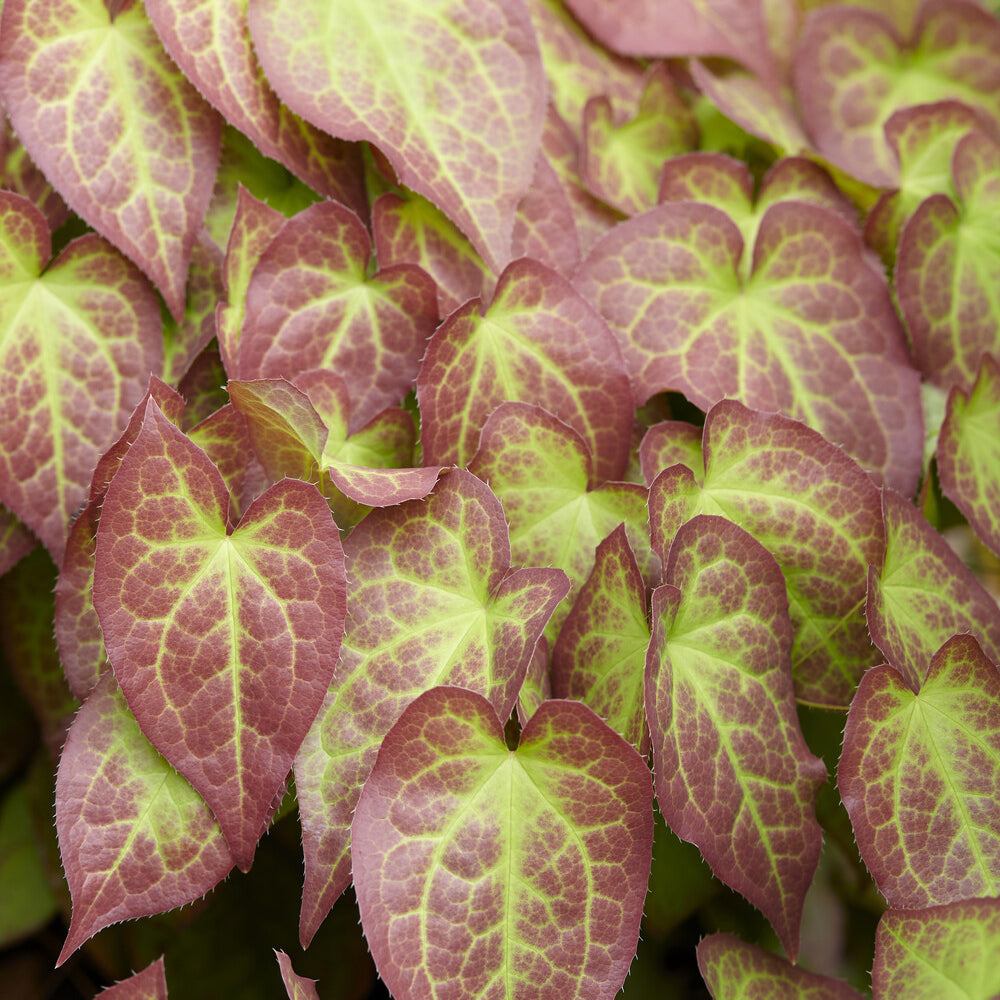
[94,957,168,999]
[275,950,320,1000]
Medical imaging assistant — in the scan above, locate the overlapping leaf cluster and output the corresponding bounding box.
[1,0,999,997]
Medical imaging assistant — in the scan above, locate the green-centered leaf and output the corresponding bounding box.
[896,130,1000,393]
[0,192,162,563]
[867,489,1000,691]
[0,0,221,319]
[94,957,168,1000]
[872,899,1000,1000]
[294,470,569,947]
[645,514,826,959]
[581,64,698,217]
[93,398,347,871]
[55,671,234,965]
[573,197,922,495]
[238,199,438,432]
[551,524,650,750]
[838,634,1000,909]
[648,400,884,708]
[469,402,653,643]
[793,1,1000,186]
[638,420,703,485]
[248,0,546,273]
[418,258,633,484]
[938,354,1000,557]
[697,932,865,999]
[275,950,320,1000]
[145,0,365,213]
[352,686,653,1000]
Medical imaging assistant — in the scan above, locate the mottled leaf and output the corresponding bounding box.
[275,950,320,1000]
[94,957,168,1000]
[698,932,865,999]
[418,258,633,484]
[93,399,346,870]
[352,686,653,1000]
[839,634,1000,909]
[873,898,1000,1000]
[648,400,884,708]
[0,192,162,562]
[469,402,653,642]
[294,470,569,946]
[56,672,234,965]
[0,0,221,319]
[0,103,69,230]
[938,354,1000,557]
[145,0,365,213]
[238,199,438,431]
[249,0,546,272]
[552,524,650,750]
[573,198,923,494]
[896,131,1000,392]
[516,636,550,727]
[867,489,1000,691]
[645,514,826,959]
[794,1,1000,187]
[511,150,580,278]
[638,420,703,486]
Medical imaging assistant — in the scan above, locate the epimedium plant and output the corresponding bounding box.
[0,0,999,997]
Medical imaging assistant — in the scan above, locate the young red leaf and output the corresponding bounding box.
[648,400,884,708]
[573,198,922,494]
[552,523,650,750]
[0,0,221,319]
[794,0,1000,187]
[0,192,163,563]
[867,489,1000,691]
[838,634,1000,910]
[248,0,546,273]
[352,686,653,1000]
[238,199,438,431]
[418,258,633,484]
[94,957,168,1000]
[274,950,320,1000]
[697,933,865,999]
[645,515,826,960]
[56,672,234,965]
[294,470,569,947]
[872,898,1000,999]
[144,0,365,215]
[938,354,1000,557]
[93,399,346,871]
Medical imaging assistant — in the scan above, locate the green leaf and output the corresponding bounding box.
[352,686,653,1000]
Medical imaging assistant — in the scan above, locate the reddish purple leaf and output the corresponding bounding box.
[867,489,1000,691]
[352,686,653,1000]
[511,150,581,277]
[646,515,826,959]
[794,1,1000,187]
[0,505,35,577]
[93,399,346,870]
[938,354,1000,557]
[238,200,438,431]
[573,198,923,494]
[249,0,546,273]
[0,0,221,319]
[56,672,234,965]
[0,103,69,231]
[638,420,703,486]
[294,470,569,947]
[94,957,168,1000]
[275,950,320,1000]
[0,192,163,563]
[839,634,1000,909]
[698,933,865,999]
[144,0,365,214]
[418,258,633,484]
[552,524,650,750]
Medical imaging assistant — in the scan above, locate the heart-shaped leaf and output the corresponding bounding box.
[56,672,233,965]
[0,192,163,563]
[938,354,1000,557]
[294,470,568,947]
[248,0,546,272]
[0,0,221,319]
[646,514,826,959]
[352,686,653,1000]
[93,399,347,870]
[838,634,1000,909]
